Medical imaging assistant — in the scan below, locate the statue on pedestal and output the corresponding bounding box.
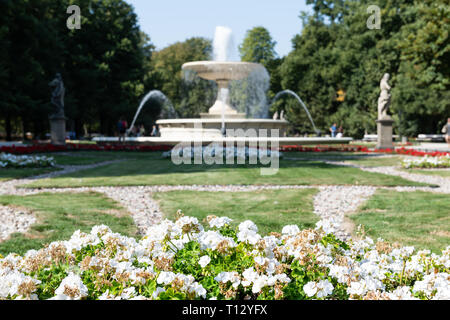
[49,73,65,119]
[377,73,391,119]
[376,73,394,149]
[48,73,66,145]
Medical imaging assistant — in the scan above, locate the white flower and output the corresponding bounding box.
[347,281,366,297]
[388,286,418,300]
[214,272,241,288]
[303,280,334,298]
[238,220,258,233]
[237,229,261,245]
[208,216,233,229]
[157,272,176,285]
[303,281,318,297]
[197,231,236,251]
[53,272,88,300]
[281,225,300,236]
[198,255,211,268]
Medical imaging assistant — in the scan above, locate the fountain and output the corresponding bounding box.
[127,90,177,136]
[272,90,320,135]
[94,26,352,146]
[156,26,290,139]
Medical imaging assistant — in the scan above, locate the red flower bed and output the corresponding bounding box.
[0,143,172,155]
[2,143,448,158]
[279,145,449,157]
[280,145,369,153]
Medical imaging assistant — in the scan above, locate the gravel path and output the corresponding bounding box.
[0,205,36,241]
[1,156,448,241]
[313,186,377,241]
[322,159,450,194]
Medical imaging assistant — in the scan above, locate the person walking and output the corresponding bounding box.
[150,125,158,137]
[138,124,146,137]
[117,117,128,143]
[329,123,337,138]
[442,118,450,146]
[336,126,344,138]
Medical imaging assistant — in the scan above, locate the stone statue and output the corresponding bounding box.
[49,73,65,119]
[273,111,278,120]
[377,73,391,119]
[280,110,285,120]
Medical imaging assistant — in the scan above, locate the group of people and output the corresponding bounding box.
[117,117,159,142]
[329,123,344,138]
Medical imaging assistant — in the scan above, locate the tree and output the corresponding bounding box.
[150,37,216,118]
[279,0,449,138]
[239,27,277,68]
[0,0,151,138]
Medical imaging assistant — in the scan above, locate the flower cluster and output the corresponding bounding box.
[0,143,172,155]
[402,155,450,169]
[162,146,282,162]
[280,145,449,158]
[0,215,448,300]
[0,153,55,168]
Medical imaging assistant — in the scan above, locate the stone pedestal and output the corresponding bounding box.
[376,116,394,149]
[49,117,66,145]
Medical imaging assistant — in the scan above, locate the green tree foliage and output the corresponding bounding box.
[232,27,280,119]
[0,0,152,139]
[239,26,277,68]
[280,0,449,137]
[150,37,216,118]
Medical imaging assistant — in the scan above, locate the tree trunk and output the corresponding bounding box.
[5,114,12,141]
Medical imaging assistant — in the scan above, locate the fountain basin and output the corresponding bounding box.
[182,61,263,81]
[156,118,290,139]
[182,61,264,115]
[93,136,353,146]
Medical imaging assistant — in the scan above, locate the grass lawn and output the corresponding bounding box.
[21,156,429,188]
[0,167,60,182]
[349,189,450,253]
[0,192,137,255]
[401,168,450,177]
[344,156,403,167]
[285,152,403,167]
[37,151,160,166]
[153,189,319,235]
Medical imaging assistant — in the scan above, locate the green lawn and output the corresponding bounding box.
[349,189,450,253]
[401,168,450,177]
[37,151,160,166]
[0,167,60,182]
[153,189,319,235]
[344,156,403,167]
[21,156,428,188]
[0,192,137,255]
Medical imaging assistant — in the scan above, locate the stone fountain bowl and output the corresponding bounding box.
[182,61,263,81]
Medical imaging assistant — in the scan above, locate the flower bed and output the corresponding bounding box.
[280,145,450,158]
[1,214,448,300]
[162,146,282,161]
[2,143,448,158]
[0,153,55,168]
[401,155,450,169]
[0,143,173,155]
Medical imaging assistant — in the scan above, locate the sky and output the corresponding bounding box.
[125,0,312,58]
